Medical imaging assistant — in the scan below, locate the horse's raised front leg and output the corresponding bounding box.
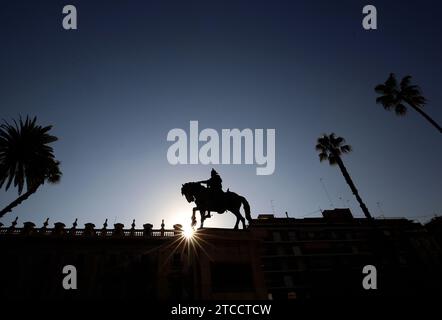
[192,207,198,228]
[200,210,206,229]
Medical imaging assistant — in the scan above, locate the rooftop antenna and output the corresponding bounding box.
[270,200,276,215]
[320,178,334,208]
[338,195,351,208]
[338,196,345,207]
[376,202,385,218]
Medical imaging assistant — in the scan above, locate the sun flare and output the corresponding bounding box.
[182,225,194,239]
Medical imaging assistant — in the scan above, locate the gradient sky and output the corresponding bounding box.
[1,0,441,230]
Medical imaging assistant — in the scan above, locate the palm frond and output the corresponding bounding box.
[340,144,352,153]
[328,156,338,166]
[316,133,351,165]
[394,103,407,116]
[376,95,395,109]
[400,75,412,90]
[385,73,397,90]
[374,84,387,94]
[376,73,430,119]
[318,152,328,162]
[410,95,426,108]
[0,116,61,194]
[315,143,325,152]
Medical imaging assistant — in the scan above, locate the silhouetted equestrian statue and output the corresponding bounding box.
[181,169,252,229]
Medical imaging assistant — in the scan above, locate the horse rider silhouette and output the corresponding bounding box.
[197,168,222,192]
[196,169,223,217]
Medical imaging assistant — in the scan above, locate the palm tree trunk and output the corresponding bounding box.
[405,99,442,133]
[335,156,373,219]
[0,185,40,218]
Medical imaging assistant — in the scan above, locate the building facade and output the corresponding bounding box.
[0,209,441,300]
[252,209,442,299]
[0,219,267,300]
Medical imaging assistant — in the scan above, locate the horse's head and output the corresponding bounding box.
[181,182,198,203]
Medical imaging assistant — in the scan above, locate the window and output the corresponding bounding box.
[399,255,407,265]
[298,231,307,240]
[211,263,254,292]
[264,246,276,256]
[292,246,302,256]
[272,232,281,241]
[297,259,306,271]
[288,231,296,241]
[283,275,294,288]
[287,260,298,270]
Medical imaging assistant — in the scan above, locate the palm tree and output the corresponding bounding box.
[375,73,441,133]
[0,116,61,218]
[316,133,373,219]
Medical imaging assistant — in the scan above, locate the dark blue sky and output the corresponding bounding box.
[1,0,441,229]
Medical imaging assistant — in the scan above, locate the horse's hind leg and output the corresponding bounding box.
[240,215,246,229]
[232,209,245,230]
[234,216,239,229]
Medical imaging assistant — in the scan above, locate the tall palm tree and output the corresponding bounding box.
[316,133,373,219]
[0,116,61,218]
[375,73,441,133]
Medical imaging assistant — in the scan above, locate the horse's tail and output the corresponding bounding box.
[239,196,252,223]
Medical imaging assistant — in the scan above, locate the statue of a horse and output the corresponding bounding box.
[181,182,252,229]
